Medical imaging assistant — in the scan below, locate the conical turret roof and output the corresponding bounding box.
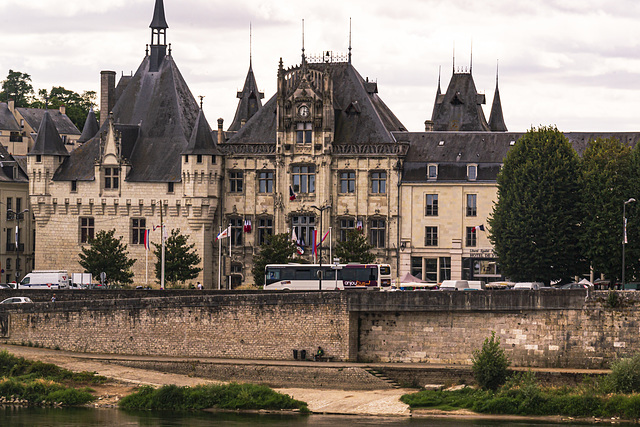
[150,0,168,29]
[228,61,264,132]
[78,107,99,143]
[29,110,69,156]
[184,108,220,155]
[488,78,507,132]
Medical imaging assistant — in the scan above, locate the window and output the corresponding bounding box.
[340,171,355,193]
[36,155,42,163]
[6,197,12,214]
[466,226,477,247]
[71,181,77,192]
[16,198,21,213]
[296,122,313,144]
[80,217,94,244]
[212,155,216,164]
[104,167,119,189]
[184,155,189,163]
[427,164,437,180]
[425,194,438,216]
[411,257,423,280]
[340,218,355,242]
[440,257,452,281]
[466,194,477,217]
[292,215,315,247]
[196,154,203,164]
[425,258,437,282]
[258,171,274,193]
[292,165,315,194]
[257,217,273,245]
[425,226,438,246]
[370,219,385,248]
[167,182,174,193]
[132,218,146,245]
[468,165,477,181]
[229,171,243,193]
[5,226,12,251]
[370,172,386,194]
[230,218,243,246]
[5,258,10,270]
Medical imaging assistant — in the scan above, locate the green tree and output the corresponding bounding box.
[153,228,202,286]
[488,126,584,283]
[334,229,375,264]
[78,229,135,286]
[1,70,34,107]
[471,331,510,391]
[252,233,298,286]
[580,137,635,282]
[33,86,96,130]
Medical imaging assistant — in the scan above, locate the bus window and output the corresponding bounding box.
[323,268,335,280]
[294,268,312,280]
[265,268,280,285]
[380,265,391,275]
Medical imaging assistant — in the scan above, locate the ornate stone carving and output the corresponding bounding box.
[333,143,409,156]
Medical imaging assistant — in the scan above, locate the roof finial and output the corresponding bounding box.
[438,65,441,91]
[199,96,204,109]
[348,17,352,64]
[301,19,305,62]
[452,42,455,74]
[470,39,473,74]
[249,22,252,67]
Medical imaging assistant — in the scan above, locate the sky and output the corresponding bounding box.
[1,0,640,133]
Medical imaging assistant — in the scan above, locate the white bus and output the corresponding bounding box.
[263,263,392,290]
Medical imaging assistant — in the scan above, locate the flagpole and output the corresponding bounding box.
[160,202,165,290]
[218,226,222,290]
[145,234,148,286]
[228,223,231,290]
[329,227,332,263]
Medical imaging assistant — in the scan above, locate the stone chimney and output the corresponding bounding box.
[217,118,224,145]
[424,120,434,132]
[8,100,14,114]
[59,105,66,115]
[100,71,116,127]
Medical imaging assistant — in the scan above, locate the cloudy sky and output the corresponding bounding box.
[1,0,639,132]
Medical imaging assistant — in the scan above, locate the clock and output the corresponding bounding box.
[298,105,310,118]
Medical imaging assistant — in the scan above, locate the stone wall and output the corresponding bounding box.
[2,289,640,368]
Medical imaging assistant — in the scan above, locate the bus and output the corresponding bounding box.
[263,263,392,290]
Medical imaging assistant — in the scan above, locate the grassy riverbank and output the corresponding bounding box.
[119,383,309,413]
[0,350,106,406]
[401,372,640,419]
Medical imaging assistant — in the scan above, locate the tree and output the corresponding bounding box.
[153,228,202,286]
[471,331,510,391]
[579,138,635,281]
[334,229,375,264]
[488,126,584,283]
[1,70,34,107]
[78,229,136,286]
[33,86,96,130]
[252,233,298,286]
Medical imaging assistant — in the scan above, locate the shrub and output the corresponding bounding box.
[607,353,640,394]
[472,331,510,391]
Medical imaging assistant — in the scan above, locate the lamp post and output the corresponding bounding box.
[311,204,331,291]
[622,198,636,288]
[7,208,29,283]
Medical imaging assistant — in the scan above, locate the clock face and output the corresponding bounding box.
[298,105,310,117]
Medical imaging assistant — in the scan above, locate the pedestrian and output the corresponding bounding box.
[197,282,203,290]
[51,294,56,302]
[314,346,324,361]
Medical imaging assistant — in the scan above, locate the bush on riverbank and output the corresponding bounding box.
[119,383,309,413]
[0,350,104,406]
[401,370,640,419]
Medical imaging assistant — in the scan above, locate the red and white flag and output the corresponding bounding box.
[289,185,297,201]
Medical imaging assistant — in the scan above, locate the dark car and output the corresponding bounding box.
[559,283,588,290]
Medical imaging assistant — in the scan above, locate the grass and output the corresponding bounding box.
[0,350,106,406]
[401,371,640,419]
[119,383,309,413]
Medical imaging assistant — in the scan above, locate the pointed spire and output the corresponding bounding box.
[431,66,442,122]
[348,18,352,64]
[228,49,264,132]
[149,0,168,72]
[29,111,69,156]
[488,60,507,132]
[149,0,168,29]
[249,22,253,67]
[452,42,455,73]
[77,107,99,144]
[183,108,218,154]
[470,39,473,74]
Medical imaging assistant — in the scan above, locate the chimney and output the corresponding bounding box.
[8,100,14,114]
[59,105,66,115]
[424,120,434,132]
[217,118,224,145]
[100,71,116,127]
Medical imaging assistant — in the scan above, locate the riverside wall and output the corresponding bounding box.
[0,289,638,368]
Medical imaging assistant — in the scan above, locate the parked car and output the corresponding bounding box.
[0,283,14,289]
[0,297,33,304]
[559,283,588,289]
[439,280,468,291]
[623,282,640,290]
[513,282,544,290]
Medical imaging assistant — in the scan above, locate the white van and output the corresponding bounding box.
[439,280,468,291]
[513,282,544,290]
[466,281,486,290]
[19,271,70,290]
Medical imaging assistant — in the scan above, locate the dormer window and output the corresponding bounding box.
[467,164,477,181]
[104,167,119,190]
[296,122,312,144]
[196,154,203,164]
[427,164,438,180]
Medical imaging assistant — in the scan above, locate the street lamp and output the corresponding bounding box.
[622,198,636,288]
[310,204,331,291]
[7,208,29,283]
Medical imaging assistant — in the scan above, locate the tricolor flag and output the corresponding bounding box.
[289,185,297,201]
[624,217,628,244]
[216,226,230,240]
[243,219,252,233]
[473,224,485,232]
[317,229,330,247]
[356,220,363,230]
[312,229,318,260]
[143,229,151,251]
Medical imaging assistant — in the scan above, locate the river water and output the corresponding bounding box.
[1,407,633,426]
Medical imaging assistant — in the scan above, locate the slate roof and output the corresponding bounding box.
[53,54,200,182]
[16,107,80,135]
[77,107,99,144]
[431,72,490,132]
[227,62,264,132]
[28,111,70,157]
[226,61,406,145]
[488,81,507,132]
[150,0,168,29]
[183,108,222,155]
[0,145,27,183]
[0,103,20,131]
[398,131,640,183]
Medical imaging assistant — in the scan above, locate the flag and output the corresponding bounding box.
[144,229,151,251]
[296,245,304,255]
[624,217,628,244]
[15,225,18,250]
[289,185,297,201]
[356,220,363,230]
[216,226,230,240]
[291,228,298,243]
[317,229,330,247]
[312,229,318,260]
[244,219,252,233]
[474,224,485,232]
